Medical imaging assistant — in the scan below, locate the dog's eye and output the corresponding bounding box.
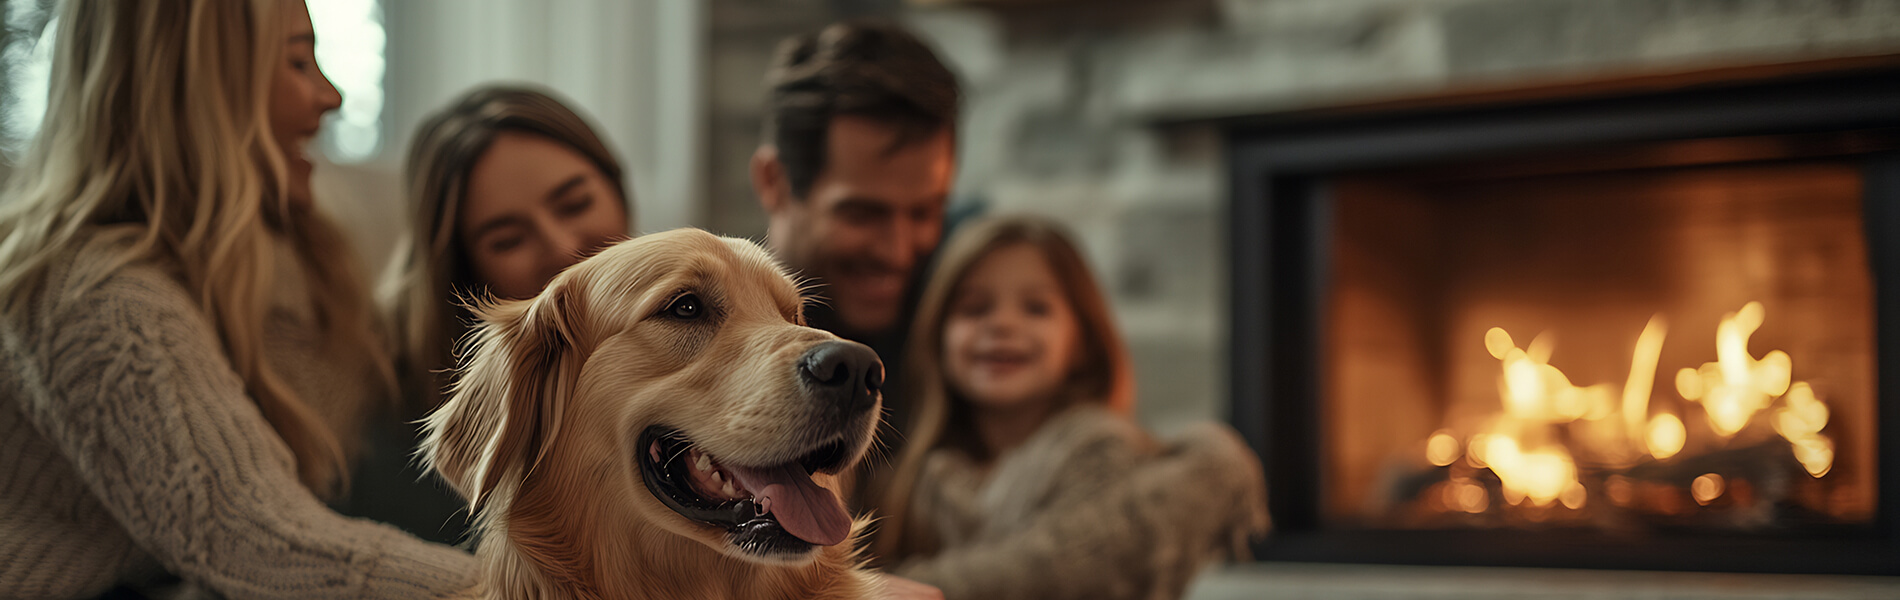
[666,294,702,320]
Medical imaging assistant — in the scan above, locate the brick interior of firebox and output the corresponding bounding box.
[1324,156,1877,533]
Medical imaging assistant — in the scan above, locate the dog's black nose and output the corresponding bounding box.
[799,340,882,414]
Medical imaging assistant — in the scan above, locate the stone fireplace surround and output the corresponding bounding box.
[1207,55,1900,597]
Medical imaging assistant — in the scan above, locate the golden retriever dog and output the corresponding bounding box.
[421,228,887,599]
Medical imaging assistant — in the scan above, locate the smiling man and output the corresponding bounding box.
[750,19,960,456]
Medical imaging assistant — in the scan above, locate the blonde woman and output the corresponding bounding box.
[873,215,1269,600]
[0,1,475,598]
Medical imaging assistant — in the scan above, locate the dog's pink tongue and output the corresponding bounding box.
[724,464,851,546]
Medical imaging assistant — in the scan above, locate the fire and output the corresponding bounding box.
[1646,413,1686,460]
[1623,317,1669,445]
[1674,302,1793,437]
[1792,437,1834,478]
[1473,434,1577,507]
[1484,328,1618,424]
[1430,302,1835,516]
[1467,326,1607,507]
[1776,382,1834,477]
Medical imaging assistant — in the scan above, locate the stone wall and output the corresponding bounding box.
[709,0,1900,434]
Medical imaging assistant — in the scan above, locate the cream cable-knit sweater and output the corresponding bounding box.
[0,227,478,599]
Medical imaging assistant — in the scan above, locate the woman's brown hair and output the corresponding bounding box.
[381,85,632,410]
[872,214,1135,561]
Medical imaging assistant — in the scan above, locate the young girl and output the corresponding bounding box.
[875,215,1268,600]
[0,1,473,597]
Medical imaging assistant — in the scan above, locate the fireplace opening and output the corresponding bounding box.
[1223,58,1900,574]
[1326,146,1876,536]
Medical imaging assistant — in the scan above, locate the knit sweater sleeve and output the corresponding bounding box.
[11,265,478,599]
[895,420,1269,600]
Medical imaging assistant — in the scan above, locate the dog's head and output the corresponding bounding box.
[420,228,882,566]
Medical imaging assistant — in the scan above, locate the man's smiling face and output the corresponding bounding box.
[763,116,954,337]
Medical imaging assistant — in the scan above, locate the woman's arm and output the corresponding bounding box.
[12,267,477,599]
[896,422,1267,600]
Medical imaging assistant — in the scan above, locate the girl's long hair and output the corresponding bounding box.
[872,214,1136,561]
[0,0,393,499]
[380,85,631,411]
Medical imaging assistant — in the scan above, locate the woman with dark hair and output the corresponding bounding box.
[383,85,635,410]
[349,86,635,542]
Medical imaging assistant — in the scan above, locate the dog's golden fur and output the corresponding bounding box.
[420,228,883,599]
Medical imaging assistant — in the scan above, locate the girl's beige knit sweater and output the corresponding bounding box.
[896,404,1269,600]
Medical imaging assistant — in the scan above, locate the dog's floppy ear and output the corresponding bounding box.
[421,279,589,514]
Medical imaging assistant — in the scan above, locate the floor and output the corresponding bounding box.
[1184,562,1900,600]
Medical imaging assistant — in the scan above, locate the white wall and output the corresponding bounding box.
[318,0,708,276]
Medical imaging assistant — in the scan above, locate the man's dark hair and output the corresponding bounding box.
[762,18,960,200]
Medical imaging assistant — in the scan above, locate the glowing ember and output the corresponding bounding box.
[1606,476,1635,506]
[1692,473,1726,505]
[1426,430,1462,467]
[1447,479,1488,513]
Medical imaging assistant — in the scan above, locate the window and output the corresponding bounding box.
[308,0,385,162]
[0,1,384,162]
[1,0,54,159]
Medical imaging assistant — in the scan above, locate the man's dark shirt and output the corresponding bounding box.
[804,282,916,462]
[800,259,931,513]
[798,201,978,512]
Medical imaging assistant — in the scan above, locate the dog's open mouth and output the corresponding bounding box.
[638,427,854,554]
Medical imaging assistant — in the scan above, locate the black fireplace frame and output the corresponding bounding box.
[1223,57,1900,575]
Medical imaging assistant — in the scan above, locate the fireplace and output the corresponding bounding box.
[1224,57,1900,574]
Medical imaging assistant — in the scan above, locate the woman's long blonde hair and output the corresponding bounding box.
[380,85,631,412]
[872,214,1136,561]
[0,0,392,499]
